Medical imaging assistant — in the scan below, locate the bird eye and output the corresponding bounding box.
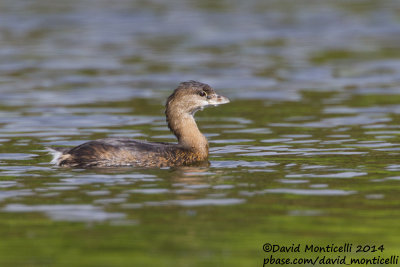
[199,91,206,97]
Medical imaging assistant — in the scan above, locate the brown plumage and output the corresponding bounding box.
[48,81,230,168]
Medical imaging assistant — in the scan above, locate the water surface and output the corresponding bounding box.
[1,0,400,266]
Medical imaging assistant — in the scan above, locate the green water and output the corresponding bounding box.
[1,0,400,266]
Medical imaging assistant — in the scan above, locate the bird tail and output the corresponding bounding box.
[46,147,70,165]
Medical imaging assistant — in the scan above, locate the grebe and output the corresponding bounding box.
[48,81,229,168]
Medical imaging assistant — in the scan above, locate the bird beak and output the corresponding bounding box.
[207,94,230,106]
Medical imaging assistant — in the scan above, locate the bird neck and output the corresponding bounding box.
[166,106,209,159]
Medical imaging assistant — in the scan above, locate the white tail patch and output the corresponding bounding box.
[46,147,65,165]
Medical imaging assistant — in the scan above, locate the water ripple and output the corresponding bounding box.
[240,188,356,196]
[3,204,125,222]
